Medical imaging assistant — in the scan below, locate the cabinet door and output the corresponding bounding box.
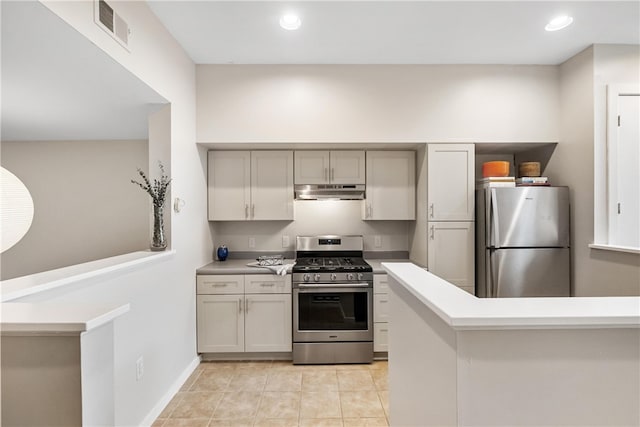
[197,295,244,353]
[244,294,292,352]
[427,221,475,288]
[251,151,294,220]
[208,151,251,221]
[365,151,415,220]
[427,144,475,221]
[294,151,330,184]
[330,151,366,184]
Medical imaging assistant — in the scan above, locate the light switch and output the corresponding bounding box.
[374,235,382,248]
[248,237,256,248]
[282,235,290,248]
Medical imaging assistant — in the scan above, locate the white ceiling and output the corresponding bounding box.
[1,1,167,141]
[147,1,640,65]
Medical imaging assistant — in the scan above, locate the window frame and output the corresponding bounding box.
[590,84,640,254]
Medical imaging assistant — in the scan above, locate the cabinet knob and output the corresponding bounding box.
[429,203,434,218]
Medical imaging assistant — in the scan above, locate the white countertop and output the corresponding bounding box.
[1,250,175,302]
[1,302,130,333]
[382,262,640,330]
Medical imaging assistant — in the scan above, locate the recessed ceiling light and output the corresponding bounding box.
[545,15,574,32]
[279,13,301,31]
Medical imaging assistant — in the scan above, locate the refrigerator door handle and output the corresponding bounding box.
[490,189,501,248]
[489,250,499,298]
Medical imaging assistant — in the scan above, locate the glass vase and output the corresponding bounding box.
[151,204,167,251]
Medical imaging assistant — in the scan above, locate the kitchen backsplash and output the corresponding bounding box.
[210,200,410,254]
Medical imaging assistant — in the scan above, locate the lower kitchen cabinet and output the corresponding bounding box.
[427,221,475,293]
[197,295,245,353]
[197,274,292,353]
[373,274,389,353]
[244,294,292,352]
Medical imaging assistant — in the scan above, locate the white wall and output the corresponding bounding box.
[200,64,559,262]
[1,140,149,280]
[212,201,409,255]
[197,65,559,143]
[17,1,206,425]
[546,45,640,297]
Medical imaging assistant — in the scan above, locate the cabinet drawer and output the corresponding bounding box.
[197,275,245,294]
[374,294,389,323]
[374,274,389,294]
[245,274,292,294]
[374,323,389,352]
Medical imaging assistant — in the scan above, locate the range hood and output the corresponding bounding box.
[294,184,365,200]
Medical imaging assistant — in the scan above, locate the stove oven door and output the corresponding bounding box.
[293,284,373,342]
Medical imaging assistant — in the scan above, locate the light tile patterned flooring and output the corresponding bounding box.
[153,360,389,427]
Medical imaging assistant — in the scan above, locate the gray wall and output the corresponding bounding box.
[1,140,149,280]
[545,45,640,296]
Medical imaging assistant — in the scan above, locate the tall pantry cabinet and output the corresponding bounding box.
[426,144,475,294]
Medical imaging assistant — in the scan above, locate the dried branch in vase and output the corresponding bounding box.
[131,161,171,207]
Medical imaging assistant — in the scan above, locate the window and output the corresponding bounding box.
[592,85,640,253]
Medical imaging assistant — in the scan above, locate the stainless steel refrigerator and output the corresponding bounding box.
[476,186,571,298]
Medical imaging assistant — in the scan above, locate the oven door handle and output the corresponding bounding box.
[296,283,371,289]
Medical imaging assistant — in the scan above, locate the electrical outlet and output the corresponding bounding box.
[136,356,144,381]
[282,235,290,248]
[248,237,256,248]
[374,235,382,248]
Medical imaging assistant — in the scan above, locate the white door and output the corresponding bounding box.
[208,151,251,221]
[197,295,244,353]
[294,151,330,184]
[427,144,475,221]
[427,221,475,289]
[244,294,292,352]
[251,151,294,220]
[330,151,366,184]
[365,151,416,220]
[611,94,640,248]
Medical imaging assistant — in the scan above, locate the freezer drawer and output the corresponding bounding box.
[485,248,571,297]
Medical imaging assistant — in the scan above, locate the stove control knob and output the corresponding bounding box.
[347,273,354,281]
[303,274,310,282]
[331,273,337,281]
[357,273,363,281]
[314,273,321,282]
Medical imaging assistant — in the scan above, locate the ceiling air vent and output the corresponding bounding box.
[94,0,130,51]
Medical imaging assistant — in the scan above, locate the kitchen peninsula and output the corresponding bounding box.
[382,262,640,427]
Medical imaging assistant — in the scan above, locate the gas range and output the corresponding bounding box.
[292,235,374,364]
[292,236,373,284]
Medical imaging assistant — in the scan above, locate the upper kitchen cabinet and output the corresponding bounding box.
[364,151,416,220]
[427,144,475,221]
[294,151,366,184]
[208,151,294,221]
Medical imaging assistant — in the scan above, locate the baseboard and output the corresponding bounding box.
[200,352,292,361]
[140,355,201,426]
